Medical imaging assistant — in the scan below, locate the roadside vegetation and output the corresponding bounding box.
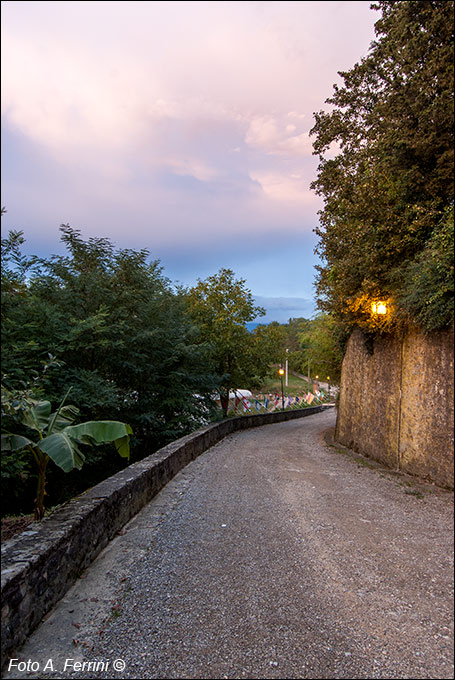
[310,0,454,335]
[1,225,338,519]
[1,224,220,517]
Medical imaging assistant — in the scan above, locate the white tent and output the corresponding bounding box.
[228,389,253,400]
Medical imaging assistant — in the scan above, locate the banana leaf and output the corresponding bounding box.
[37,431,86,472]
[20,400,52,432]
[64,421,132,459]
[1,433,35,451]
[38,421,133,473]
[47,404,80,433]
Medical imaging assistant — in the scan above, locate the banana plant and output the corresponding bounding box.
[1,387,133,520]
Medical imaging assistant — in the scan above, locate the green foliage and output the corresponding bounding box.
[258,372,311,397]
[186,269,266,414]
[310,1,454,333]
[250,322,288,374]
[298,314,345,383]
[1,386,132,518]
[1,224,222,513]
[255,319,305,370]
[2,225,219,446]
[396,207,454,331]
[252,315,344,385]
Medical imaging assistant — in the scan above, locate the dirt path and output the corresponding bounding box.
[4,410,453,679]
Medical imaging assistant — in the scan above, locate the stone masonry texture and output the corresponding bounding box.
[336,326,454,488]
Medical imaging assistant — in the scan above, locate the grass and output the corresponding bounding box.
[355,457,377,469]
[404,488,424,499]
[258,372,312,396]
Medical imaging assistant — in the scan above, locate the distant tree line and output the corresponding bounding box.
[310,0,454,334]
[254,315,345,386]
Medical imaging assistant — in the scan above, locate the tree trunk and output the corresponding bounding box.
[220,390,230,417]
[34,451,49,520]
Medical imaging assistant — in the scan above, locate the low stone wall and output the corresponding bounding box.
[1,405,327,665]
[336,327,454,488]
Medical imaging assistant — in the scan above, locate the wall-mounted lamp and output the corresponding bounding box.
[371,301,387,315]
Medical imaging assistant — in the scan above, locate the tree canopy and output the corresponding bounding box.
[2,225,222,445]
[311,0,454,333]
[1,225,222,512]
[186,268,267,414]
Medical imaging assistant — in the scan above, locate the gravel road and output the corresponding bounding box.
[5,410,453,679]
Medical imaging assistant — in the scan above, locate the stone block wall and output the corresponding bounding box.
[336,327,454,488]
[1,405,327,666]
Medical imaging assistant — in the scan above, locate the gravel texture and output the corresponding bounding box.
[4,410,453,679]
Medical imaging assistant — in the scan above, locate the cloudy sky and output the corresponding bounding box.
[1,0,377,322]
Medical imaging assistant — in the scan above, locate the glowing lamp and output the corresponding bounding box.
[371,301,387,315]
[278,368,285,409]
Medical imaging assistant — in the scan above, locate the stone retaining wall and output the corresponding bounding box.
[1,405,328,665]
[336,327,454,488]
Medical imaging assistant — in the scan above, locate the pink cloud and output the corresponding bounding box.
[1,0,377,251]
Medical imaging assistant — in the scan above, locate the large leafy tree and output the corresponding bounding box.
[252,319,308,375]
[2,226,219,461]
[186,269,266,415]
[311,0,454,332]
[2,225,222,513]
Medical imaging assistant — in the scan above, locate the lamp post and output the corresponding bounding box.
[278,368,285,409]
[326,376,330,398]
